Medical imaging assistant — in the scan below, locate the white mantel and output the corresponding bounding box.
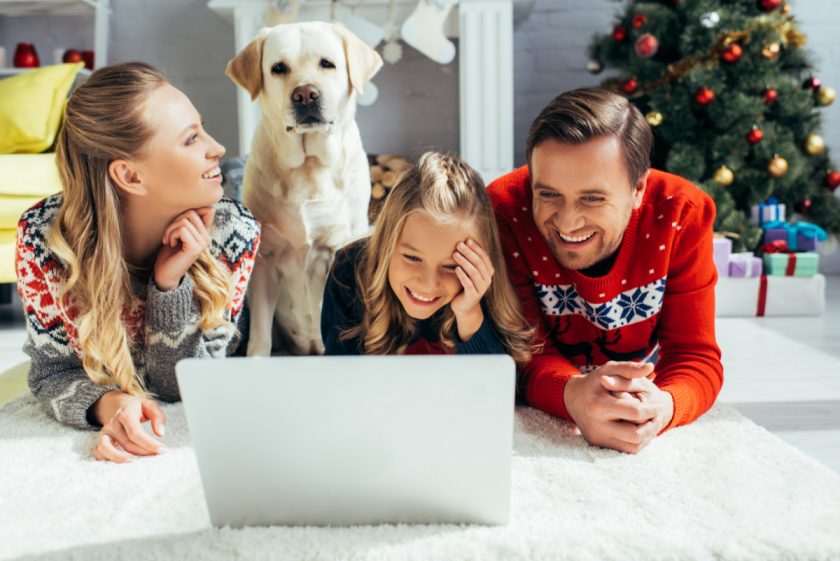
[207,0,516,182]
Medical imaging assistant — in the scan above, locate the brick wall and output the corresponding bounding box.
[1,0,836,162]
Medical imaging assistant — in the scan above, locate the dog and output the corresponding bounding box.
[226,22,382,355]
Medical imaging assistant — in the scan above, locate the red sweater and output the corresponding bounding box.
[488,167,722,430]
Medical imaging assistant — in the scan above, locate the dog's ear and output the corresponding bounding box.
[226,28,270,101]
[334,23,383,95]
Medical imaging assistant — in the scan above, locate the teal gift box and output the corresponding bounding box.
[763,252,820,277]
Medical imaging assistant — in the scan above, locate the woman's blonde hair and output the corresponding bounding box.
[49,62,231,397]
[343,152,533,363]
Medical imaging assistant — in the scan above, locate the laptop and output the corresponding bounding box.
[176,355,516,527]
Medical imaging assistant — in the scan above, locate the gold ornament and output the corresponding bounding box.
[816,86,836,107]
[781,3,790,14]
[762,43,781,59]
[645,111,664,126]
[767,155,789,177]
[783,26,807,48]
[713,165,734,186]
[804,133,826,156]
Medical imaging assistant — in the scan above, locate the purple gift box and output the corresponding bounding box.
[728,252,763,277]
[762,228,819,252]
[713,236,732,277]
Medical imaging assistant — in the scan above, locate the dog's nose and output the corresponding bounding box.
[292,85,321,107]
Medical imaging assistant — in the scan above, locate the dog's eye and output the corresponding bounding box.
[271,62,289,75]
[320,59,336,70]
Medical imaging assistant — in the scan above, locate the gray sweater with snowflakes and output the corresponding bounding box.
[15,195,260,430]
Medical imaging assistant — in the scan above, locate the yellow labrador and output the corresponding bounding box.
[226,22,382,355]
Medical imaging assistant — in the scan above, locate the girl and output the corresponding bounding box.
[15,62,260,463]
[321,151,532,362]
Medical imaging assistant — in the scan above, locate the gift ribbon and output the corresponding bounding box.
[761,220,828,250]
[729,252,758,276]
[785,253,797,276]
[757,275,768,317]
[760,240,798,276]
[793,221,828,242]
[761,240,789,253]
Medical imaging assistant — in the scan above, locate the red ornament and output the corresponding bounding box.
[747,126,764,144]
[827,170,840,192]
[62,49,83,63]
[13,42,40,68]
[694,86,715,106]
[621,77,639,94]
[632,14,647,29]
[759,0,782,12]
[81,50,95,70]
[634,34,659,59]
[762,87,778,104]
[721,43,743,63]
[798,198,812,215]
[612,25,628,42]
[803,76,821,90]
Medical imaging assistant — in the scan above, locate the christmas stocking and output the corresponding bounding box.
[401,0,458,64]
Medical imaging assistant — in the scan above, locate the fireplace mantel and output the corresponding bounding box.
[208,0,515,182]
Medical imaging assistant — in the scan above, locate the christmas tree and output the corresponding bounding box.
[587,0,840,251]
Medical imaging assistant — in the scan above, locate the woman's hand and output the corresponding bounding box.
[153,207,215,292]
[450,239,494,342]
[91,391,167,463]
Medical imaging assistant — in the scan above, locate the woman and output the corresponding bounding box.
[15,62,260,463]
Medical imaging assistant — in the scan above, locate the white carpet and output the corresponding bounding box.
[1,396,839,561]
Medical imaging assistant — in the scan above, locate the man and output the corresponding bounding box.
[488,88,722,453]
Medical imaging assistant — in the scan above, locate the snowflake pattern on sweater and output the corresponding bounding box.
[536,277,666,330]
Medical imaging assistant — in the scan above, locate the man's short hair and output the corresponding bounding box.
[525,88,653,188]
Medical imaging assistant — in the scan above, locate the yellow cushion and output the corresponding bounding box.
[0,196,44,231]
[0,229,16,284]
[0,154,62,196]
[0,63,84,154]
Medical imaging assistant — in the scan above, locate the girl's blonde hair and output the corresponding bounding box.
[49,62,231,398]
[343,152,533,363]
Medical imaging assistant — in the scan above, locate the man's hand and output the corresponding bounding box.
[563,361,674,454]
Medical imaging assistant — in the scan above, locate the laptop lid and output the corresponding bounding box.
[176,355,515,527]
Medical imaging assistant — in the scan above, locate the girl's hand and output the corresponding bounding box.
[153,207,215,292]
[451,239,494,342]
[92,391,167,463]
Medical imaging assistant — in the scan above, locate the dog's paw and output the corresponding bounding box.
[246,338,272,357]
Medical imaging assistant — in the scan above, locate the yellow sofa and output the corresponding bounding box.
[0,154,62,284]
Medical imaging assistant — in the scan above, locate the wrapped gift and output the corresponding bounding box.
[763,252,819,277]
[712,236,732,277]
[761,220,828,252]
[728,252,762,277]
[750,197,785,226]
[715,274,826,317]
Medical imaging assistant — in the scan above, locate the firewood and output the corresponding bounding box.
[386,157,410,173]
[381,171,397,188]
[371,183,386,200]
[369,165,383,182]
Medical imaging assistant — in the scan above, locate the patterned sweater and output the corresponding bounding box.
[15,195,260,430]
[488,167,722,431]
